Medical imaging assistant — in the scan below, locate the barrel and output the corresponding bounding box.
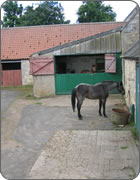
[111,108,130,125]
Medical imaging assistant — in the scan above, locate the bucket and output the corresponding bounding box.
[111,108,130,125]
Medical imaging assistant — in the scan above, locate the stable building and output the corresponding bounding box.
[1,22,125,86]
[121,6,139,132]
[30,26,124,97]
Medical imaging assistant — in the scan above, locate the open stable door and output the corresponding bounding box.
[30,57,54,75]
[105,54,116,73]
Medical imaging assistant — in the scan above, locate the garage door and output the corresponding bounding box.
[2,70,22,86]
[1,61,22,86]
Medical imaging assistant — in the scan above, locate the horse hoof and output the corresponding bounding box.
[78,115,83,120]
[99,113,102,116]
[104,115,108,118]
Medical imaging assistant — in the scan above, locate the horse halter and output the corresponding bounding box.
[118,82,125,95]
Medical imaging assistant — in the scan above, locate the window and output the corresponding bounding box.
[96,59,105,72]
[2,62,21,71]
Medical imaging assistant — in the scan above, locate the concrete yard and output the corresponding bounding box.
[1,89,139,179]
[29,130,139,179]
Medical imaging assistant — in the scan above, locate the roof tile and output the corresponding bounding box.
[1,22,125,60]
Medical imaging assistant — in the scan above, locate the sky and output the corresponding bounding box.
[0,1,139,23]
[60,1,137,22]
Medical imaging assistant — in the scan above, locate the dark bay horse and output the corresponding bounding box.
[71,81,125,120]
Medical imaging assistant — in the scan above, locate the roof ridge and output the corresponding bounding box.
[2,21,124,30]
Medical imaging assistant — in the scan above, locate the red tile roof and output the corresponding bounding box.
[1,22,126,60]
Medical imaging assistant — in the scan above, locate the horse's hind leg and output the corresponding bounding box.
[102,98,107,117]
[77,99,84,120]
[99,99,102,116]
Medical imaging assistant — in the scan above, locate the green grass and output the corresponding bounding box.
[35,102,42,105]
[113,119,139,141]
[1,85,35,99]
[131,126,139,140]
[2,84,32,92]
[128,167,136,178]
[120,146,128,149]
[1,85,55,100]
[125,121,139,140]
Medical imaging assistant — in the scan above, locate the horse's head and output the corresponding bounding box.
[117,81,125,95]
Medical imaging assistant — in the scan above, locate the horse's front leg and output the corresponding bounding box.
[99,99,102,116]
[102,98,107,117]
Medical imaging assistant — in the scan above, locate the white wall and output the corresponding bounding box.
[33,75,55,97]
[121,7,139,117]
[21,60,33,85]
[123,59,136,109]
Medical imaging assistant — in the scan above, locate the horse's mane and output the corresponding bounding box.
[102,80,118,84]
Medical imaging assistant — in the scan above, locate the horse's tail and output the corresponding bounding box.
[71,88,77,112]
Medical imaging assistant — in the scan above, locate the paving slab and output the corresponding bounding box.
[28,130,139,179]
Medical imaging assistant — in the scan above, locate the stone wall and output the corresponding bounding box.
[33,75,55,98]
[123,59,136,108]
[21,60,33,85]
[122,7,139,55]
[121,6,139,111]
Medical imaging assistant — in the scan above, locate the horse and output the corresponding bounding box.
[80,69,91,73]
[71,81,125,120]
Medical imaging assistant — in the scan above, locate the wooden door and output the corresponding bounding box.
[2,70,22,86]
[105,54,116,73]
[30,57,54,75]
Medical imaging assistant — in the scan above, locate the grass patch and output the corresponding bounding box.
[122,167,136,178]
[35,102,42,105]
[113,120,139,141]
[1,85,35,99]
[120,146,128,149]
[2,85,32,93]
[128,167,136,178]
[131,126,138,140]
[1,85,55,100]
[124,121,139,140]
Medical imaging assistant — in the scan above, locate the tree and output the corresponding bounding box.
[2,1,23,27]
[20,1,70,26]
[2,1,70,27]
[77,1,116,23]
